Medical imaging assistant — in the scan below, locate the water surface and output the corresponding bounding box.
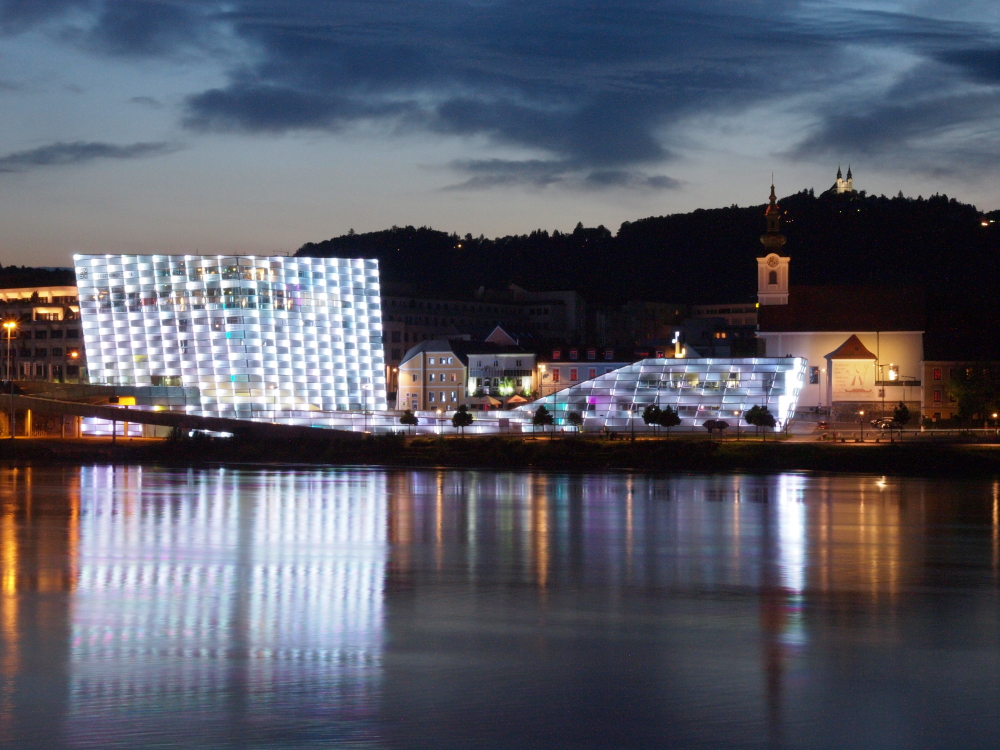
[1,467,998,749]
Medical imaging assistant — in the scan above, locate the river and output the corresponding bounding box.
[0,466,998,749]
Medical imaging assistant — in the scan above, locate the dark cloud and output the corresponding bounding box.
[74,0,204,56]
[444,159,681,192]
[0,0,91,34]
[2,1,998,186]
[129,95,164,108]
[0,140,178,173]
[788,58,1000,173]
[937,48,1000,83]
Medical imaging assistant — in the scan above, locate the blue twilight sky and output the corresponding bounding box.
[0,0,997,265]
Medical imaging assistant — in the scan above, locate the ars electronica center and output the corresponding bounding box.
[74,254,388,426]
[73,253,806,434]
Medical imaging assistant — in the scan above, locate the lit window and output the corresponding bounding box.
[589,368,596,379]
[428,392,435,402]
[933,368,942,381]
[552,369,560,383]
[933,389,942,403]
[428,357,435,365]
[429,373,435,382]
[570,368,578,381]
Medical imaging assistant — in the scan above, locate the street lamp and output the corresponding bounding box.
[361,383,372,433]
[3,320,17,439]
[859,410,865,441]
[436,408,443,436]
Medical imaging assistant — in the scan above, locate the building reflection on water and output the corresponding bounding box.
[67,466,388,748]
[0,468,998,748]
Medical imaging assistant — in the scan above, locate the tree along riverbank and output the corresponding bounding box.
[4,435,1000,476]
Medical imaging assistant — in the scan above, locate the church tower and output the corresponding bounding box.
[834,165,854,194]
[757,181,790,306]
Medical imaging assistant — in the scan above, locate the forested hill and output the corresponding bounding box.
[298,191,999,309]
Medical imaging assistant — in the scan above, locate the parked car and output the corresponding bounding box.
[870,418,900,431]
[817,421,830,430]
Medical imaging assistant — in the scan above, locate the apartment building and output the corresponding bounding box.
[0,285,86,383]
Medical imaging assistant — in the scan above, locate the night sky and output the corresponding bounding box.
[0,0,997,265]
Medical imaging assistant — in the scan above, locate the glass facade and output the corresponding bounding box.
[523,357,807,429]
[74,254,387,421]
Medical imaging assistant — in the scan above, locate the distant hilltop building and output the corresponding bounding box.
[831,165,854,195]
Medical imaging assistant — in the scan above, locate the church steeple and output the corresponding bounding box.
[761,179,786,250]
[837,165,843,179]
[757,179,790,306]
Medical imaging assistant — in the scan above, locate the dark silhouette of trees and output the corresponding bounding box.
[452,404,473,435]
[399,409,418,434]
[532,405,554,435]
[659,405,681,436]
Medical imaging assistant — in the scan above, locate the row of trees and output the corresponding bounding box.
[400,403,779,437]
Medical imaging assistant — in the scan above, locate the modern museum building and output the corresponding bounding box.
[74,254,388,425]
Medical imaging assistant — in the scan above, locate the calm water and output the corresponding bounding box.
[1,467,999,749]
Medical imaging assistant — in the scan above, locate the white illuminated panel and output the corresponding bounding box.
[73,255,387,422]
[523,357,807,430]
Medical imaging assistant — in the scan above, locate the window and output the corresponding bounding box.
[450,373,456,382]
[35,331,47,340]
[428,392,435,402]
[52,348,63,357]
[809,366,819,385]
[450,391,456,401]
[569,349,578,360]
[391,331,401,342]
[552,349,561,360]
[412,373,418,383]
[552,369,560,383]
[428,357,435,365]
[933,389,942,403]
[515,359,522,367]
[570,368,578,381]
[440,391,445,402]
[35,348,47,358]
[429,373,435,382]
[605,350,614,360]
[588,368,596,379]
[587,349,596,360]
[50,330,63,339]
[768,270,777,285]
[933,368,942,381]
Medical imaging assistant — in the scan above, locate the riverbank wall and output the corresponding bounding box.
[4,435,1000,476]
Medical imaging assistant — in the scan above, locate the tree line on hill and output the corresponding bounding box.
[298,191,999,357]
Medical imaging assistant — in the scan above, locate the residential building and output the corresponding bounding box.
[537,346,634,398]
[0,285,86,383]
[380,283,585,382]
[397,340,466,412]
[74,254,387,422]
[467,350,537,397]
[690,302,758,327]
[920,362,963,422]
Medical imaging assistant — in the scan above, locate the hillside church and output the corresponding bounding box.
[755,175,924,421]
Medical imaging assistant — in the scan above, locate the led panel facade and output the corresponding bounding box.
[520,357,807,429]
[74,255,387,422]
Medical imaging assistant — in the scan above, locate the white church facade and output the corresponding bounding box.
[754,180,925,422]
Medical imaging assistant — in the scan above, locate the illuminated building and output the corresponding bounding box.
[522,356,807,430]
[73,255,387,423]
[0,285,85,383]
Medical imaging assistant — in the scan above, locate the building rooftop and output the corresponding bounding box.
[758,286,925,333]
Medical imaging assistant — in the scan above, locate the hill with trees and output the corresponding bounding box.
[299,191,999,356]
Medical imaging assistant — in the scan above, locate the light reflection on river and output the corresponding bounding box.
[0,467,999,749]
